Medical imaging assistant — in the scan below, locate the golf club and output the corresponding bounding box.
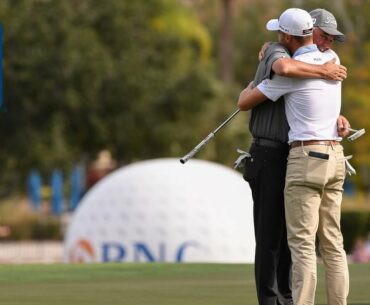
[180,109,240,164]
[347,128,365,141]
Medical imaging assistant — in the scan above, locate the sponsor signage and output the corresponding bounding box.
[64,159,255,263]
[69,239,200,263]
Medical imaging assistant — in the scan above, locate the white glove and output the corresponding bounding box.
[344,155,356,176]
[233,149,251,169]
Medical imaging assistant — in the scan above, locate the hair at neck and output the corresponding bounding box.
[292,35,313,44]
[289,35,313,54]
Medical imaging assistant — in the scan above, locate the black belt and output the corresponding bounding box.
[252,138,288,149]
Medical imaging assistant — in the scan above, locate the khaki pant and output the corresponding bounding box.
[285,144,349,305]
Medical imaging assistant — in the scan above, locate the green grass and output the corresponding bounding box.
[0,263,368,305]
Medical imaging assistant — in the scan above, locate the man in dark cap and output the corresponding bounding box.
[311,9,346,41]
[310,8,346,52]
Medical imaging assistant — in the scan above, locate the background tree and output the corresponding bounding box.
[0,0,368,197]
[0,0,236,193]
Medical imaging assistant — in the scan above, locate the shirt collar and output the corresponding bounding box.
[292,44,318,58]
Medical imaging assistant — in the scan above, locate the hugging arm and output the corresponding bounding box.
[238,81,268,111]
[260,42,347,81]
[272,58,347,80]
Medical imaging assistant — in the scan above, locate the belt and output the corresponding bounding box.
[290,140,340,149]
[252,138,288,150]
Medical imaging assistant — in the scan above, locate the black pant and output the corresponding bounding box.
[243,144,292,305]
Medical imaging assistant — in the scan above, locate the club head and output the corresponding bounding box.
[348,128,365,141]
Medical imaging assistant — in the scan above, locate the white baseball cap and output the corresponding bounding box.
[266,8,313,37]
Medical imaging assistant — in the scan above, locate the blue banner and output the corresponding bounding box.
[51,169,64,215]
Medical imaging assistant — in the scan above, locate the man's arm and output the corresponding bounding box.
[260,42,347,81]
[238,82,268,111]
[337,115,350,137]
[272,58,347,81]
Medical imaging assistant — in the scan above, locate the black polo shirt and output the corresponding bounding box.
[249,43,290,143]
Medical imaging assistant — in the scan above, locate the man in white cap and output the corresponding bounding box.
[238,8,349,305]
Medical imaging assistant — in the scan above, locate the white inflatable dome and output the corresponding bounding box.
[64,159,255,263]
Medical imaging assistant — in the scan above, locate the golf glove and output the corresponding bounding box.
[344,155,356,176]
[234,149,251,169]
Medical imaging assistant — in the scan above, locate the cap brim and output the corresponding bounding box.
[319,26,346,42]
[266,19,279,32]
[334,35,346,42]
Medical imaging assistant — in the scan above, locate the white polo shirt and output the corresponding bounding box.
[257,45,342,144]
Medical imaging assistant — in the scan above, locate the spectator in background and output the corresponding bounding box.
[366,233,370,254]
[0,225,11,238]
[351,237,370,263]
[86,150,117,189]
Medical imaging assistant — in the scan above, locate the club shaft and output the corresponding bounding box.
[213,109,240,135]
[180,109,240,164]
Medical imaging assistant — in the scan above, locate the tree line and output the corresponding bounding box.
[0,0,369,195]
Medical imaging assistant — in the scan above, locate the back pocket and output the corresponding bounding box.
[304,152,330,188]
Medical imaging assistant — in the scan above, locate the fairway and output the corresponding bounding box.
[0,263,369,305]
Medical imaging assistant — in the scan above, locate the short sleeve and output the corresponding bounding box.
[257,74,293,102]
[263,43,290,80]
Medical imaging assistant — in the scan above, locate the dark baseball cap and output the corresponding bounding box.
[310,8,346,42]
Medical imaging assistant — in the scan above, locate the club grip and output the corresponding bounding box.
[180,133,214,164]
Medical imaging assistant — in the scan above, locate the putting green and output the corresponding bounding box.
[0,263,368,305]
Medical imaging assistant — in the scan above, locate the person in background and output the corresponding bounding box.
[86,150,117,189]
[351,237,370,263]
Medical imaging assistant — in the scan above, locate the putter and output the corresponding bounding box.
[347,128,365,141]
[180,109,240,164]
